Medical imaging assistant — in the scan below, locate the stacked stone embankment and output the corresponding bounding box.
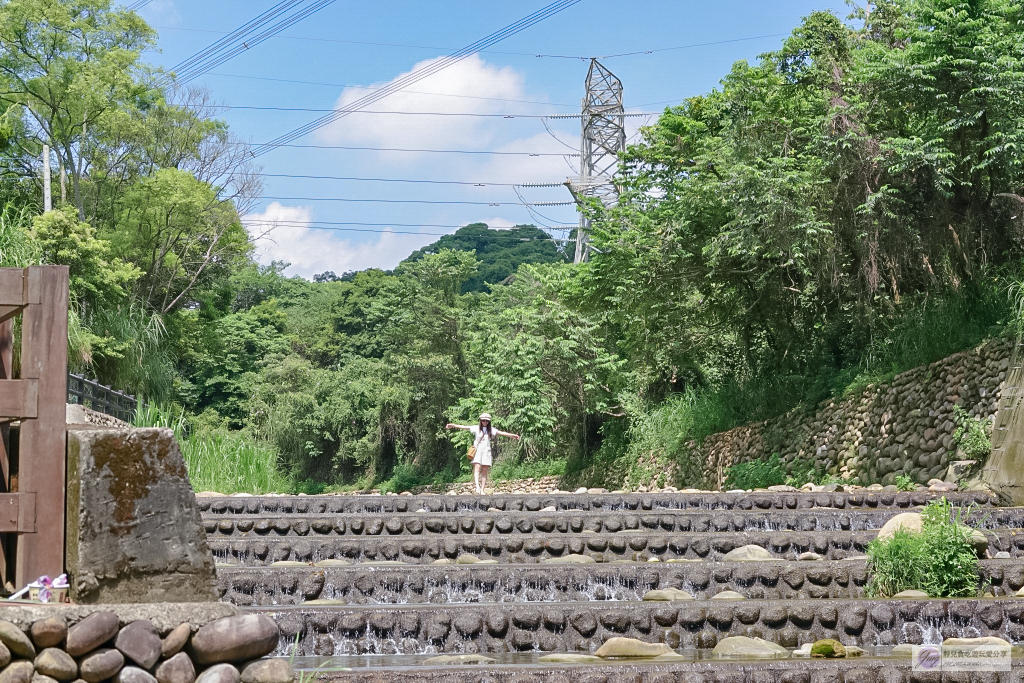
[0,607,292,683]
[203,488,1024,682]
[565,337,1014,491]
[698,338,1013,488]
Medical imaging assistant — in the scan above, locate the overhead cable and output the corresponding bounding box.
[251,0,583,156]
[223,105,656,117]
[255,173,565,187]
[245,222,576,241]
[254,196,574,206]
[164,0,339,86]
[240,143,578,156]
[126,0,154,10]
[166,1,305,79]
[156,25,787,61]
[244,219,576,230]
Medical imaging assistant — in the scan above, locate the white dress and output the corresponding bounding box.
[469,426,495,466]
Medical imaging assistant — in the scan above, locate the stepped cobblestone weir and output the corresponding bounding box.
[205,490,1024,681]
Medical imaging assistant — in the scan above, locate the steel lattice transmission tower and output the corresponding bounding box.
[567,59,625,264]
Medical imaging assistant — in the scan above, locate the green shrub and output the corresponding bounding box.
[490,456,566,482]
[378,462,424,494]
[867,498,980,597]
[865,529,927,597]
[951,405,991,461]
[895,474,916,491]
[724,455,786,490]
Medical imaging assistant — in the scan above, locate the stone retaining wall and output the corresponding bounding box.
[210,528,1022,566]
[218,558,1024,605]
[201,507,1024,539]
[196,490,994,516]
[312,660,1020,683]
[695,338,1014,488]
[0,604,292,683]
[265,597,1024,656]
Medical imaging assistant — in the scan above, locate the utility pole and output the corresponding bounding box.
[42,145,51,212]
[567,59,625,264]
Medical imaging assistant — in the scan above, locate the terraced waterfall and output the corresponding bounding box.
[203,490,1024,682]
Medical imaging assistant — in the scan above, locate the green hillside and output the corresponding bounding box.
[403,223,570,293]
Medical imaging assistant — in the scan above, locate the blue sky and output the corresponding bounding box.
[142,0,851,278]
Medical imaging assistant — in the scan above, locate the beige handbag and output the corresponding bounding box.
[467,430,485,460]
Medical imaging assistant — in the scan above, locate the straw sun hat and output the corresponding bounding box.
[479,413,493,421]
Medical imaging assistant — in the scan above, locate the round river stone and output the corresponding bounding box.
[33,648,77,681]
[195,665,239,683]
[160,624,191,659]
[155,653,195,683]
[67,613,119,658]
[78,648,125,683]
[114,621,161,670]
[239,660,293,683]
[189,616,278,665]
[30,619,67,650]
[0,621,35,659]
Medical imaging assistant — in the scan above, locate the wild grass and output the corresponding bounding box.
[723,455,786,490]
[490,455,566,482]
[866,497,980,597]
[134,404,291,494]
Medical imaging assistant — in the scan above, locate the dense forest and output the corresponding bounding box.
[1,0,1022,492]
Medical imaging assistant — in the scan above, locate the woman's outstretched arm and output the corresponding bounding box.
[496,430,521,440]
[445,424,473,431]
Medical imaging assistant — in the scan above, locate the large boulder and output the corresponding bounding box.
[877,513,923,541]
[810,639,846,658]
[642,588,694,602]
[595,638,673,658]
[189,615,279,665]
[712,637,788,659]
[66,428,217,603]
[722,545,773,562]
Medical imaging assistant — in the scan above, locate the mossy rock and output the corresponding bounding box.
[811,639,846,658]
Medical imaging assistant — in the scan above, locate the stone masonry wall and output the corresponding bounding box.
[696,337,1014,489]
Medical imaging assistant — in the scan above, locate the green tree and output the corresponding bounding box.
[0,0,154,216]
[404,223,569,293]
[107,167,252,314]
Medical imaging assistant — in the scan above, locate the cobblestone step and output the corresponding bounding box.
[217,558,1024,606]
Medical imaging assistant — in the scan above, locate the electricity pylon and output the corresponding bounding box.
[567,59,625,264]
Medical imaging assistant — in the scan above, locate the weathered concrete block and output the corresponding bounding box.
[66,427,217,604]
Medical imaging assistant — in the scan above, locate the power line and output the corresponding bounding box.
[167,1,305,78]
[242,142,578,156]
[255,173,565,188]
[247,222,576,240]
[126,0,154,10]
[246,219,575,230]
[222,105,657,117]
[155,26,787,61]
[254,196,574,206]
[252,0,583,156]
[165,0,340,86]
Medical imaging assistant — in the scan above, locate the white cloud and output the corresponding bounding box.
[143,0,180,25]
[244,202,436,278]
[319,54,540,159]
